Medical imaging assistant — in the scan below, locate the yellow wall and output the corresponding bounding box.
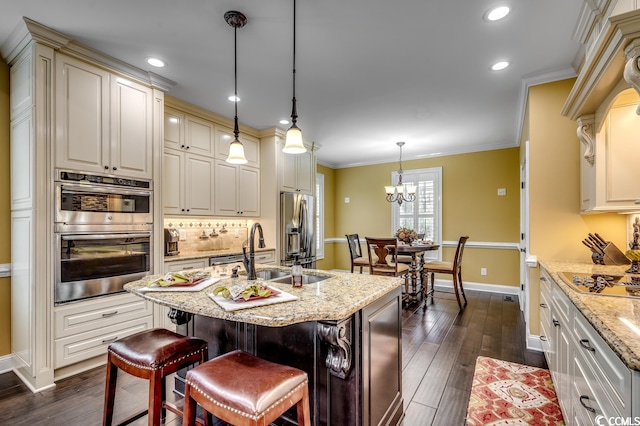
[525,79,627,335]
[0,58,10,355]
[316,164,336,270]
[320,148,522,286]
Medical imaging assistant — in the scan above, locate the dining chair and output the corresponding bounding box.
[346,234,369,273]
[365,237,409,290]
[423,236,469,310]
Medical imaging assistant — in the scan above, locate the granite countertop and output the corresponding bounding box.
[164,247,275,263]
[124,265,403,327]
[540,260,640,371]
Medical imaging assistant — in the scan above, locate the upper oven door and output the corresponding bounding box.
[55,182,152,225]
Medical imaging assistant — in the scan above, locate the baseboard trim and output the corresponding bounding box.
[0,353,13,374]
[432,279,520,295]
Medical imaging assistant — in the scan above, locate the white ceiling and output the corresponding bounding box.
[0,0,586,168]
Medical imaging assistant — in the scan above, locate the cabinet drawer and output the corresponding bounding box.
[573,310,631,415]
[165,258,208,272]
[254,251,275,264]
[551,281,571,324]
[572,345,622,422]
[55,316,153,368]
[55,293,152,339]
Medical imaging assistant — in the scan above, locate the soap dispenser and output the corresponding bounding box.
[291,257,303,288]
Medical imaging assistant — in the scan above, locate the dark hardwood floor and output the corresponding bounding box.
[0,289,546,426]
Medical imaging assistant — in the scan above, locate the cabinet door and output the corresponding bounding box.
[280,151,298,193]
[55,55,109,174]
[163,149,184,215]
[164,108,184,151]
[214,160,239,216]
[185,154,215,215]
[239,166,260,216]
[296,150,314,194]
[110,77,153,179]
[185,116,215,157]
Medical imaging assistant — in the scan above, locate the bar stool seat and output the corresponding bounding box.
[183,350,311,426]
[103,328,208,426]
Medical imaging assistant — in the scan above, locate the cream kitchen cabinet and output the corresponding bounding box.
[280,142,315,195]
[164,107,215,157]
[214,160,260,216]
[163,148,215,216]
[55,54,153,179]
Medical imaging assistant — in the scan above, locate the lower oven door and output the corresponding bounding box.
[55,232,151,305]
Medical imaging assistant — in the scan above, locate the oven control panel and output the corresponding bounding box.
[59,170,151,189]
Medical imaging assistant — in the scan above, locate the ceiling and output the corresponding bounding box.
[0,0,587,168]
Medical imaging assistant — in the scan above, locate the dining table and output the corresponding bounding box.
[396,242,440,303]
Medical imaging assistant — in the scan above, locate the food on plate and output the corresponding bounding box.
[153,270,211,287]
[212,282,274,301]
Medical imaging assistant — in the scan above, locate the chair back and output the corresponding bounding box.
[365,237,400,275]
[345,234,363,260]
[453,236,469,272]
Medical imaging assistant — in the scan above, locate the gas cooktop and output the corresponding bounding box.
[558,272,640,299]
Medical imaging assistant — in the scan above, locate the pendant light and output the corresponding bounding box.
[282,0,307,154]
[385,142,416,205]
[225,11,248,164]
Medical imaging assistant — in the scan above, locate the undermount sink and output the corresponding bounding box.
[254,270,291,280]
[270,274,331,285]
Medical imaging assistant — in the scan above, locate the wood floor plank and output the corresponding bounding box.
[411,366,449,408]
[402,401,436,426]
[402,341,440,404]
[431,386,470,426]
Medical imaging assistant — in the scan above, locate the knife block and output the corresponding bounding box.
[600,242,630,265]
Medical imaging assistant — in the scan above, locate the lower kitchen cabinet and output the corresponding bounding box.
[254,250,275,265]
[53,293,153,369]
[540,267,638,424]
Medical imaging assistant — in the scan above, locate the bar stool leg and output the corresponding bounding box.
[297,385,311,425]
[148,370,162,426]
[103,356,118,426]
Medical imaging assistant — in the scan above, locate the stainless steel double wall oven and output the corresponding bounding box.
[54,170,153,305]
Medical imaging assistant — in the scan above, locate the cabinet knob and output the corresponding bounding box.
[181,209,185,212]
[185,145,190,149]
[112,167,117,171]
[186,209,190,212]
[104,165,109,170]
[181,144,185,148]
[552,319,560,327]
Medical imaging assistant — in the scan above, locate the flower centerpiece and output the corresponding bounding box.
[395,227,418,244]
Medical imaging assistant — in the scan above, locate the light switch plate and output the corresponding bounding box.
[497,188,506,196]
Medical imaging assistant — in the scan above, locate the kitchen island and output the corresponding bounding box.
[124,265,404,426]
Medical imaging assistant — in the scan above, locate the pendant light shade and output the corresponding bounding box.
[282,0,307,154]
[225,10,248,165]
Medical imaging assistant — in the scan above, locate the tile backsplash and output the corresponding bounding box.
[163,217,248,252]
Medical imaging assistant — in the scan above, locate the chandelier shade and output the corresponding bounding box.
[225,10,248,165]
[386,142,416,205]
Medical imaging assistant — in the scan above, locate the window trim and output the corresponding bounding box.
[315,173,324,259]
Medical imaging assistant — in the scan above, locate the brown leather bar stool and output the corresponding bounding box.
[103,328,208,426]
[183,350,311,426]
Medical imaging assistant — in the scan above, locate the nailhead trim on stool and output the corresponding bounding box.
[183,350,311,426]
[102,328,208,426]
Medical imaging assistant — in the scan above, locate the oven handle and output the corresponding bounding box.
[61,233,150,241]
[60,183,151,197]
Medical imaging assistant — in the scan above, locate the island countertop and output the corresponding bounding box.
[540,260,640,371]
[124,265,404,327]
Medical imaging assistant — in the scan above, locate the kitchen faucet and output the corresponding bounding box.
[243,222,266,280]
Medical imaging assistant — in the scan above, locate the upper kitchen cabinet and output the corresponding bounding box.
[280,141,315,195]
[55,54,153,179]
[214,160,260,216]
[562,8,640,213]
[163,148,215,216]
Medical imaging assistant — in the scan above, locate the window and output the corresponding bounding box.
[315,173,324,259]
[391,167,442,259]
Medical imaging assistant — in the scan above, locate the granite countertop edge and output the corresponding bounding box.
[539,260,640,371]
[125,265,403,327]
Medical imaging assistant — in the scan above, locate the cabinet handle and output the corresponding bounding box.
[102,336,118,344]
[579,395,596,413]
[102,311,118,318]
[540,277,547,282]
[579,339,595,352]
[552,319,560,327]
[539,303,548,308]
[540,335,547,341]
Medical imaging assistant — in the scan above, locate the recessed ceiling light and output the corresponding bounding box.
[280,119,290,125]
[485,6,510,21]
[228,95,240,102]
[146,57,166,68]
[491,61,509,71]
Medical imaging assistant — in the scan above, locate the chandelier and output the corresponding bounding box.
[385,142,416,205]
[225,10,249,164]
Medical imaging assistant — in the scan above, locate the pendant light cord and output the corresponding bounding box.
[290,0,298,125]
[233,24,240,140]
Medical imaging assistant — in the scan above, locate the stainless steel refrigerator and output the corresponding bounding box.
[280,192,316,268]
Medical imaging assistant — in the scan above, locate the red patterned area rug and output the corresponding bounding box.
[466,356,565,425]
